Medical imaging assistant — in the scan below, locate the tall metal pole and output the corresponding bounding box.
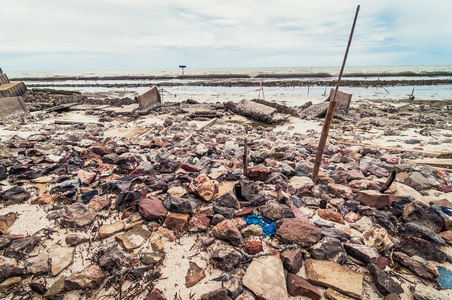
[311,5,360,184]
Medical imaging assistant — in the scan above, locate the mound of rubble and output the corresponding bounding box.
[1,115,452,300]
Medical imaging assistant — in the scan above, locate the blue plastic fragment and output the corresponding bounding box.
[243,214,276,238]
[441,206,452,217]
[437,266,452,289]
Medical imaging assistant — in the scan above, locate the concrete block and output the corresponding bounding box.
[0,73,10,85]
[137,86,161,109]
[330,88,352,114]
[0,82,27,98]
[0,96,28,119]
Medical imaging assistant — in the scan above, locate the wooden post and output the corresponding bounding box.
[380,170,397,193]
[311,5,360,184]
[243,137,248,177]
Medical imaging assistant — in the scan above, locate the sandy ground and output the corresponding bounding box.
[1,94,452,299]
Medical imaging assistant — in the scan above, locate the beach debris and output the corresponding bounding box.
[0,68,28,120]
[137,85,161,109]
[299,88,353,120]
[311,5,360,184]
[224,99,289,124]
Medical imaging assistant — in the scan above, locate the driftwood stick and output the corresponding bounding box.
[380,170,397,193]
[311,5,360,184]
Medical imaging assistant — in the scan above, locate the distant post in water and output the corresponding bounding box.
[179,65,186,75]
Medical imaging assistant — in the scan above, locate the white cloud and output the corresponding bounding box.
[1,0,451,70]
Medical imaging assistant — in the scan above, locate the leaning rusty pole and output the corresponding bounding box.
[311,5,360,184]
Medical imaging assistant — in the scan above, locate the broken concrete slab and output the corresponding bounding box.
[300,88,352,119]
[137,85,161,109]
[252,99,299,116]
[0,82,27,98]
[0,97,28,119]
[224,99,289,124]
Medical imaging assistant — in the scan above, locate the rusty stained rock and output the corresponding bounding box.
[190,174,218,201]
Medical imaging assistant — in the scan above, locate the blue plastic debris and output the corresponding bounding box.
[441,206,452,217]
[243,214,276,238]
[437,266,452,289]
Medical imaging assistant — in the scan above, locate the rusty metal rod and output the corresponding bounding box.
[311,5,360,184]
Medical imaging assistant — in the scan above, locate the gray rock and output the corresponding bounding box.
[368,263,404,295]
[50,179,80,194]
[215,191,240,210]
[59,203,96,228]
[0,255,17,282]
[4,237,40,260]
[398,222,446,245]
[223,275,244,299]
[0,186,31,205]
[280,163,295,177]
[373,210,398,236]
[320,228,348,242]
[344,243,380,265]
[310,237,347,265]
[413,283,446,300]
[261,201,294,221]
[404,172,435,190]
[65,233,90,246]
[402,201,444,233]
[141,252,165,266]
[213,205,236,219]
[24,252,50,275]
[212,214,226,225]
[98,242,140,268]
[65,265,105,290]
[163,196,201,215]
[210,247,242,271]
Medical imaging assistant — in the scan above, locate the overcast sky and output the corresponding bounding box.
[1,0,451,71]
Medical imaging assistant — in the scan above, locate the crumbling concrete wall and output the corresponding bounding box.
[0,71,10,84]
[0,82,27,97]
[0,96,28,119]
[137,86,161,109]
[0,69,29,120]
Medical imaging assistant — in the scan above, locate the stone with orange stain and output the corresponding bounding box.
[318,209,345,224]
[88,196,111,212]
[34,183,47,194]
[31,194,53,205]
[190,174,218,201]
[77,169,97,185]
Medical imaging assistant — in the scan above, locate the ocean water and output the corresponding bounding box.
[6,66,452,103]
[7,65,452,79]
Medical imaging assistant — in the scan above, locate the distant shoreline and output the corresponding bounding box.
[10,71,452,82]
[23,79,452,89]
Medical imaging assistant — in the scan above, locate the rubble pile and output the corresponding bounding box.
[0,104,452,299]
